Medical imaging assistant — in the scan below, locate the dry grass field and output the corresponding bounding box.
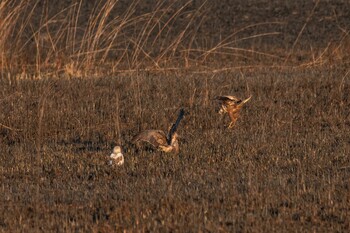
[1,0,350,232]
[1,68,349,232]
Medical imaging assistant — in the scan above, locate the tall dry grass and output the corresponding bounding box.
[0,0,207,77]
[0,0,296,78]
[1,0,349,78]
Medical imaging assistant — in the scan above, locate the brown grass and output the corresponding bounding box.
[1,66,349,232]
[0,0,218,76]
[1,1,350,232]
[1,0,349,78]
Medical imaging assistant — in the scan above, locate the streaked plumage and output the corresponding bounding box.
[215,95,252,128]
[110,146,124,166]
[132,109,184,154]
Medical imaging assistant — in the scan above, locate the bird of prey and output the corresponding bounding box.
[215,95,252,128]
[109,146,124,166]
[132,108,185,154]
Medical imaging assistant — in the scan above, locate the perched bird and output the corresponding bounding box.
[109,146,124,166]
[215,95,252,128]
[132,109,185,154]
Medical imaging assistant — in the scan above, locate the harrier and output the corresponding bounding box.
[215,95,252,129]
[132,108,185,154]
[110,146,124,166]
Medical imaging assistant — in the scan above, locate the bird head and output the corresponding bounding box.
[113,146,122,154]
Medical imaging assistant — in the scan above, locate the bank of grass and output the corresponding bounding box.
[1,0,349,79]
[0,0,262,77]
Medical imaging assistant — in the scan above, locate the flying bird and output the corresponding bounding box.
[109,146,124,166]
[215,95,252,128]
[132,108,185,154]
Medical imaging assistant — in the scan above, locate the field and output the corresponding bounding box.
[1,0,350,232]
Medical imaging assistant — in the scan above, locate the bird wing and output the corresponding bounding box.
[215,95,238,102]
[240,95,252,105]
[132,130,167,147]
[167,108,185,144]
[215,95,241,106]
[236,95,252,108]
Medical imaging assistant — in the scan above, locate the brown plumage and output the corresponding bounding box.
[215,95,252,128]
[132,109,184,154]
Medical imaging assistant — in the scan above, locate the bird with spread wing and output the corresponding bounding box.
[215,95,252,129]
[132,108,185,154]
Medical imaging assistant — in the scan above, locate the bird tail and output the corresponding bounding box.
[167,108,185,144]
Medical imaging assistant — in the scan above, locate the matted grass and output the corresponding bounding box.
[0,66,349,232]
[1,0,350,232]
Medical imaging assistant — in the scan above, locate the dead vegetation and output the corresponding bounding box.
[1,67,350,232]
[1,0,350,232]
[0,0,350,78]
